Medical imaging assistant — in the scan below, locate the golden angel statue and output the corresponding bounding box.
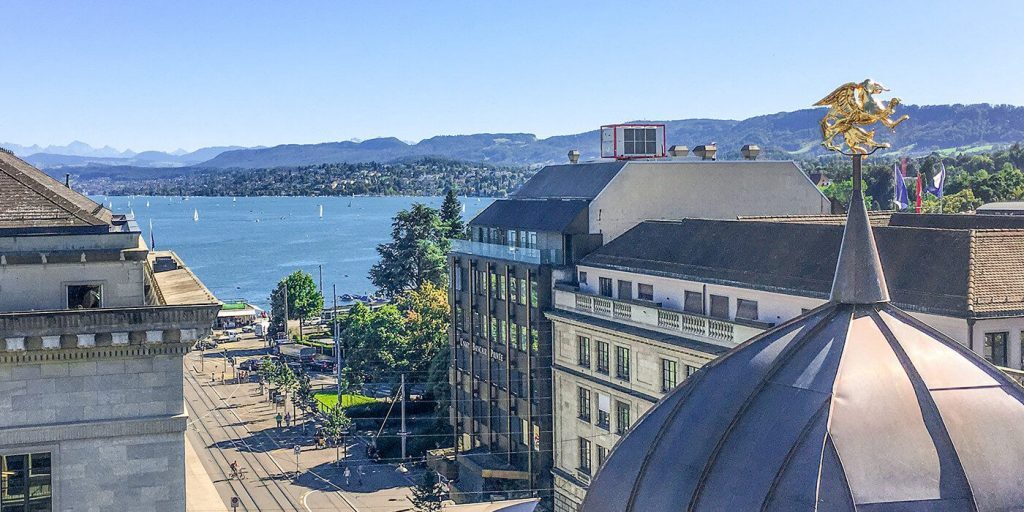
[815,79,909,154]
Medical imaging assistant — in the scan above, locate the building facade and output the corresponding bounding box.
[0,151,219,511]
[447,158,830,504]
[548,213,1024,511]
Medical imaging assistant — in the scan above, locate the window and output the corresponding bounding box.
[473,270,483,295]
[596,341,610,374]
[615,346,631,381]
[498,275,507,300]
[662,359,678,392]
[736,299,759,321]
[454,268,463,291]
[599,278,613,298]
[578,271,588,285]
[709,294,729,319]
[490,317,498,342]
[489,273,498,298]
[528,232,538,249]
[616,401,631,435]
[617,280,633,300]
[623,127,658,155]
[1,452,52,511]
[496,319,506,345]
[472,312,482,338]
[596,393,611,430]
[507,229,517,247]
[530,328,539,354]
[518,325,529,352]
[67,284,101,309]
[597,445,609,468]
[518,278,527,305]
[529,279,539,308]
[577,387,591,422]
[685,364,699,378]
[684,290,704,314]
[455,305,464,332]
[984,332,1009,366]
[638,283,654,302]
[1021,332,1024,369]
[579,438,592,474]
[577,336,591,368]
[509,277,518,304]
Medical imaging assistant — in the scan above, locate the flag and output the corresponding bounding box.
[928,163,946,199]
[915,173,923,214]
[893,163,908,209]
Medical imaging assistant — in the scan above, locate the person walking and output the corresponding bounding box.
[275,413,283,428]
[344,467,351,486]
[284,412,292,427]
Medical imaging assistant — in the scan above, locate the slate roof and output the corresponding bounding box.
[512,161,626,199]
[977,201,1024,213]
[0,150,111,230]
[889,212,1024,229]
[739,211,894,226]
[469,199,588,232]
[582,303,1024,511]
[581,219,1024,317]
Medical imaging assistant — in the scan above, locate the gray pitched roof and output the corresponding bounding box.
[890,212,1024,229]
[469,199,589,232]
[581,219,978,316]
[512,161,626,199]
[0,151,111,230]
[582,302,1024,512]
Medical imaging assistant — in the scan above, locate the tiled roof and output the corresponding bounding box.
[0,151,111,229]
[739,211,894,226]
[969,230,1024,315]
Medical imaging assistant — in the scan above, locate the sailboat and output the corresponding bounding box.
[319,204,323,218]
[193,209,199,222]
[145,201,150,207]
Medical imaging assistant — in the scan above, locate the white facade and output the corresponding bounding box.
[0,260,146,311]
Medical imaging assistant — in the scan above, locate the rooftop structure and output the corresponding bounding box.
[582,158,1024,510]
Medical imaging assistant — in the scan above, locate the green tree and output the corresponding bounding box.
[271,270,324,340]
[322,404,353,465]
[369,204,447,298]
[410,470,444,512]
[341,303,408,387]
[439,189,466,240]
[820,179,873,210]
[295,374,315,426]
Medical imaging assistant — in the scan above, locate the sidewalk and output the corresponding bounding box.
[185,436,229,512]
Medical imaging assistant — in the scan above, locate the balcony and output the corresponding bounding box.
[553,285,769,348]
[452,239,563,265]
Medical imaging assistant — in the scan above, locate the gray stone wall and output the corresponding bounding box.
[58,431,185,512]
[0,354,184,429]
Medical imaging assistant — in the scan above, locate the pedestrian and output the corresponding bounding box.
[275,413,283,428]
[344,467,351,486]
[284,412,292,427]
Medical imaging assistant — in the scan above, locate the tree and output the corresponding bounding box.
[322,404,353,466]
[369,204,447,298]
[271,270,324,340]
[341,303,409,387]
[439,189,466,240]
[410,470,444,512]
[295,374,315,427]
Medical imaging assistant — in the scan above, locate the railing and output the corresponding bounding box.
[0,304,220,338]
[451,239,563,265]
[559,286,766,347]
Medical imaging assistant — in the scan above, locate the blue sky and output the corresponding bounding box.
[1,0,1021,152]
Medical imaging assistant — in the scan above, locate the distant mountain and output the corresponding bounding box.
[1,140,135,159]
[201,104,1024,168]
[15,145,250,169]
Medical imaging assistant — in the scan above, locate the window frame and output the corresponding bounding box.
[599,277,613,298]
[66,282,103,309]
[684,290,704,314]
[984,331,1009,366]
[709,294,730,319]
[615,345,631,381]
[637,283,654,302]
[577,336,591,368]
[577,387,591,422]
[615,401,631,435]
[736,298,759,321]
[661,358,678,392]
[596,341,610,374]
[578,438,592,474]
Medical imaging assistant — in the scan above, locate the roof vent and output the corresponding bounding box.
[0,147,12,156]
[668,145,689,158]
[693,144,717,161]
[568,149,581,164]
[741,144,761,160]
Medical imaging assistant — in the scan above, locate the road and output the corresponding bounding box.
[184,333,417,512]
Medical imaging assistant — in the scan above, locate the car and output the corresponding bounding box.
[306,359,336,372]
[226,333,239,342]
[285,361,304,374]
[242,325,255,333]
[238,358,261,371]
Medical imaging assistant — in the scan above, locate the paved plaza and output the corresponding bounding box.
[184,333,419,512]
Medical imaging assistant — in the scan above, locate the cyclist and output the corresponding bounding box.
[229,461,239,478]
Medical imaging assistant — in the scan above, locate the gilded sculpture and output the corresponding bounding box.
[815,79,909,154]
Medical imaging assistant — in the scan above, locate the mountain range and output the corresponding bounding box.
[7,103,1024,171]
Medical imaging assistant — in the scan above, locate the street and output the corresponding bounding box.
[184,333,419,512]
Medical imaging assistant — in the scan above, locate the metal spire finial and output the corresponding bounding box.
[829,155,890,304]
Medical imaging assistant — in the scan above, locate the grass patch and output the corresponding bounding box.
[314,392,377,411]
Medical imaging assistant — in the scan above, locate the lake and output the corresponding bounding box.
[100,195,495,309]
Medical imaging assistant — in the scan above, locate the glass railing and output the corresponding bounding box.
[451,239,563,265]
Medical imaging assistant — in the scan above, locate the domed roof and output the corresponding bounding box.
[581,161,1024,511]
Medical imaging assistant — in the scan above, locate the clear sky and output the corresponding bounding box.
[2,0,1021,152]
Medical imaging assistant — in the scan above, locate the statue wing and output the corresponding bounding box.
[814,82,859,107]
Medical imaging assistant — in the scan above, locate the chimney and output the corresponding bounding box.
[65,173,71,189]
[568,149,581,164]
[668,145,689,158]
[693,144,717,161]
[741,144,761,160]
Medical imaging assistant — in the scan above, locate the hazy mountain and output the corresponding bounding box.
[1,140,135,159]
[16,145,250,169]
[201,104,1024,168]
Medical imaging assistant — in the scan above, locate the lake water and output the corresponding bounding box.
[100,195,495,309]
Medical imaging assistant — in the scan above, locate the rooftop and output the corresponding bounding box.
[148,251,220,306]
[582,218,1024,317]
[0,151,112,231]
[469,199,589,232]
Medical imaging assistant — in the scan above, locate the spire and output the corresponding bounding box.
[829,155,890,304]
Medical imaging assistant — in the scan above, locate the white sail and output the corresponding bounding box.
[319,204,324,218]
[145,201,150,207]
[193,209,199,222]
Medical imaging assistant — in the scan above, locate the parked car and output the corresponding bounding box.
[242,325,255,333]
[196,339,218,350]
[306,359,336,372]
[238,358,261,371]
[286,361,304,374]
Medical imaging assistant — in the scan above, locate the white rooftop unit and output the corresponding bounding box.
[600,123,667,160]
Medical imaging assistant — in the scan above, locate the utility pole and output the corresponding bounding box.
[283,283,289,341]
[400,374,408,462]
[318,264,323,296]
[334,284,341,405]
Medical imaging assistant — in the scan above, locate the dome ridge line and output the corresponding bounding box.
[870,308,979,510]
[688,306,851,511]
[760,398,833,511]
